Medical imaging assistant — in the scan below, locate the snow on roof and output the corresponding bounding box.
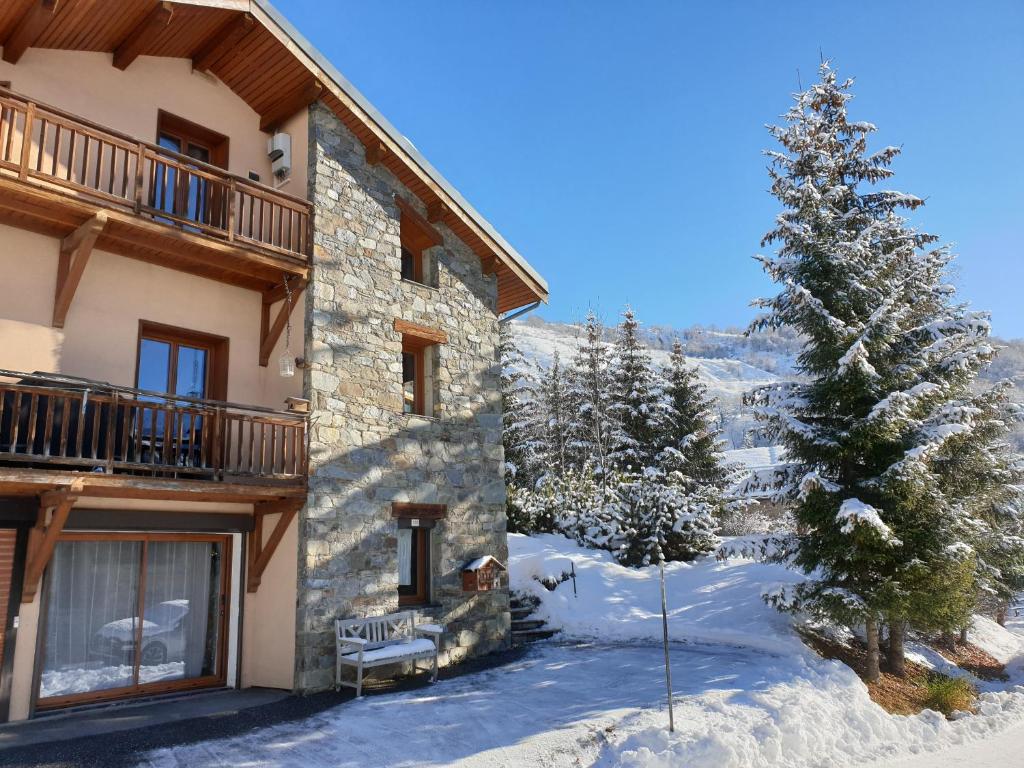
[464,555,506,572]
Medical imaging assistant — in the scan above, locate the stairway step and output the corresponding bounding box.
[511,619,546,631]
[511,608,533,620]
[512,627,559,643]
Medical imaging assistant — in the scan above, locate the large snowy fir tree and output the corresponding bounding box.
[750,62,1024,681]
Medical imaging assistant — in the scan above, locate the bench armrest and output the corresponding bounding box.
[415,623,444,637]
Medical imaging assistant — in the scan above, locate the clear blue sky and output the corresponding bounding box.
[277,0,1024,338]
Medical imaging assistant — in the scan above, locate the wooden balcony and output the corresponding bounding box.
[0,371,307,499]
[0,88,310,293]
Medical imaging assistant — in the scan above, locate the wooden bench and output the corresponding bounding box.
[335,611,444,697]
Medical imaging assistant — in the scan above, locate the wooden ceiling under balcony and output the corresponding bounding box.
[0,0,548,314]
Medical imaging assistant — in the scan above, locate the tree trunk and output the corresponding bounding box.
[959,625,969,645]
[865,616,881,683]
[888,619,906,677]
[997,605,1007,627]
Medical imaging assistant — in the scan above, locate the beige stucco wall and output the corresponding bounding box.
[0,225,303,409]
[0,49,307,198]
[241,513,298,690]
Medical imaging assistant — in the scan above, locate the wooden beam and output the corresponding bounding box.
[0,467,306,503]
[22,480,82,603]
[1,0,60,65]
[247,499,300,592]
[365,139,389,165]
[394,318,448,346]
[259,279,306,366]
[481,254,499,276]
[426,200,450,224]
[395,196,443,248]
[191,12,255,73]
[259,80,322,133]
[112,2,174,71]
[53,212,106,328]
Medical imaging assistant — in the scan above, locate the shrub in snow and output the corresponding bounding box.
[748,60,1024,680]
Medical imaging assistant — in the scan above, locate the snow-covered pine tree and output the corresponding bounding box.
[539,351,571,479]
[565,310,615,483]
[607,307,665,473]
[750,61,1024,682]
[499,323,545,493]
[660,339,732,491]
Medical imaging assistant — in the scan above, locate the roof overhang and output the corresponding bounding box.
[0,0,549,313]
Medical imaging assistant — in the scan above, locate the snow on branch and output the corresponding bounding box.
[836,498,901,545]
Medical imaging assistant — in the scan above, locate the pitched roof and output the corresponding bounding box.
[0,0,548,313]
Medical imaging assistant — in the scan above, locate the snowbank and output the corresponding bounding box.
[509,533,807,655]
[509,533,1024,768]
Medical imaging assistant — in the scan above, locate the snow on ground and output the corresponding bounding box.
[509,533,1024,767]
[139,535,1024,767]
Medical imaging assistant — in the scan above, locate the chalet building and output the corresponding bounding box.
[0,0,547,720]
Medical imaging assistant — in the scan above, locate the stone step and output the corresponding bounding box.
[511,619,546,631]
[512,627,559,644]
[510,607,533,620]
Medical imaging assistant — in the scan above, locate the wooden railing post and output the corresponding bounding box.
[18,102,35,181]
[106,391,119,473]
[134,142,145,212]
[227,177,236,242]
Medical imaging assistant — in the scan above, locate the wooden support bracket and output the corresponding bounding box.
[247,499,300,592]
[113,2,174,71]
[259,279,306,367]
[426,200,450,224]
[22,480,82,603]
[191,12,255,73]
[481,254,499,276]
[260,80,322,133]
[365,139,390,165]
[53,212,107,328]
[1,0,60,65]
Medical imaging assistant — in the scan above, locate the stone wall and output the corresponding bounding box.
[295,102,510,692]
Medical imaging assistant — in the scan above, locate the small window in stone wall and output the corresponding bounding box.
[397,196,442,288]
[396,319,447,418]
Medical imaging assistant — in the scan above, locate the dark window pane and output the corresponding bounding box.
[401,247,416,281]
[402,352,417,414]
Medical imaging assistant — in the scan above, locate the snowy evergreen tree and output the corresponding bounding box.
[566,311,615,482]
[539,351,571,479]
[607,307,665,473]
[750,62,1024,681]
[659,340,732,492]
[499,324,546,494]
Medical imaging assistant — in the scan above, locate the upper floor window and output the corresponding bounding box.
[153,111,229,228]
[395,320,447,417]
[396,197,442,287]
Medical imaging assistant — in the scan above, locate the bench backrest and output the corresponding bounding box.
[336,610,418,651]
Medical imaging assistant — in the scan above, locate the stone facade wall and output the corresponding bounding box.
[295,102,510,692]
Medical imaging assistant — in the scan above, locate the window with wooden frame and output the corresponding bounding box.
[136,321,229,402]
[393,504,445,606]
[396,197,443,287]
[395,320,447,417]
[154,111,230,227]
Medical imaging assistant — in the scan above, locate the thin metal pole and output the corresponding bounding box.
[660,558,675,733]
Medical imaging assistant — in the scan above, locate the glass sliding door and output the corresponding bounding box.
[38,534,230,708]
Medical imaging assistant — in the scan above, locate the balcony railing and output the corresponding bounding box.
[0,371,306,484]
[0,89,312,260]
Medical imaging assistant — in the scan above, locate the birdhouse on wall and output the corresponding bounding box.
[462,556,507,593]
